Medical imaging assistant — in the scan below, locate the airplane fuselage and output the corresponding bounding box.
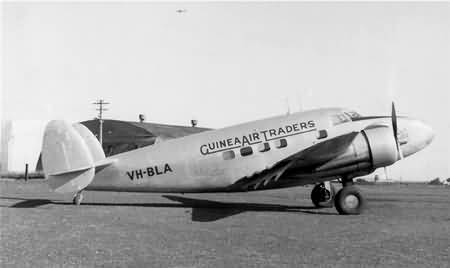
[86,108,432,193]
[87,109,322,192]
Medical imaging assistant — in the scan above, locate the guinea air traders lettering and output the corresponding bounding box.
[200,120,316,155]
[123,119,316,182]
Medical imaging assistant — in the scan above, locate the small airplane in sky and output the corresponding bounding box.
[41,103,434,215]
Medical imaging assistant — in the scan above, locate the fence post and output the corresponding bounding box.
[24,163,29,181]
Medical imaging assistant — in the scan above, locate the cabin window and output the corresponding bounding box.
[222,150,235,160]
[317,130,328,139]
[258,142,270,152]
[240,146,253,156]
[275,139,287,148]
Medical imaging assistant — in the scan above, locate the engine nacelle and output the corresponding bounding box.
[363,127,399,167]
[317,127,398,172]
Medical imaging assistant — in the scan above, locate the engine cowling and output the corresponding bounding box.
[316,127,398,172]
[363,127,399,167]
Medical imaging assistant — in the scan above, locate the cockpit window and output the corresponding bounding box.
[331,110,363,125]
[345,111,362,120]
[331,113,351,125]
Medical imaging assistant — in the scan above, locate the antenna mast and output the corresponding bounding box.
[93,99,109,146]
[285,97,291,115]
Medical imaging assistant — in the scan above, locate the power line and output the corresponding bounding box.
[93,99,110,146]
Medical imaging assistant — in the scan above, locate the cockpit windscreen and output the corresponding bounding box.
[331,110,362,125]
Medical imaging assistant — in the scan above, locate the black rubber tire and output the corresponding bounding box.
[311,183,336,208]
[334,186,366,215]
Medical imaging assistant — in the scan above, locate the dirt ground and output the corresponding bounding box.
[0,180,449,268]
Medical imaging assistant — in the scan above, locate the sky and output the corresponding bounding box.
[2,2,449,180]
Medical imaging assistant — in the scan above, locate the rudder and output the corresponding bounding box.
[42,120,96,193]
[73,123,106,162]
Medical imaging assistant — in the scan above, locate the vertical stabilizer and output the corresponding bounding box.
[42,120,96,193]
[72,123,105,162]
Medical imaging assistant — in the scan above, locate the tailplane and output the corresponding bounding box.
[41,120,110,193]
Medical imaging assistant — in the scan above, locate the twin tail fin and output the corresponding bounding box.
[41,120,112,193]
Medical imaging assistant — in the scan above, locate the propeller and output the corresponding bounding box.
[392,102,398,140]
[391,102,403,160]
[382,102,404,182]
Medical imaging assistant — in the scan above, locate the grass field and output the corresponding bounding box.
[1,180,449,267]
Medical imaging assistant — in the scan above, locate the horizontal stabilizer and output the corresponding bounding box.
[48,167,95,193]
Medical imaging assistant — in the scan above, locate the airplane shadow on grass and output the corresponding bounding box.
[3,195,335,222]
[0,196,54,208]
[162,195,336,221]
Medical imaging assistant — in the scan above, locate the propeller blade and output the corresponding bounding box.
[392,102,398,139]
[391,102,404,160]
[397,140,404,160]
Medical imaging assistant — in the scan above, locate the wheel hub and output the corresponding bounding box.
[344,194,359,209]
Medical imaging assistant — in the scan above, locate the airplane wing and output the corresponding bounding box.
[287,131,359,168]
[229,160,295,191]
[228,132,359,191]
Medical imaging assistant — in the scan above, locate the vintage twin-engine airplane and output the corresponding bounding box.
[41,104,434,215]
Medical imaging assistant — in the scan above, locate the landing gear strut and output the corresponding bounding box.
[311,182,335,208]
[334,177,366,215]
[73,191,83,205]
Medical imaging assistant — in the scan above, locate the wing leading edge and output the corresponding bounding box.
[228,132,360,191]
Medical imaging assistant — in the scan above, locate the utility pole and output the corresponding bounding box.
[93,99,109,146]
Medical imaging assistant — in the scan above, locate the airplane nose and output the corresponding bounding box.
[399,119,435,157]
[420,122,435,146]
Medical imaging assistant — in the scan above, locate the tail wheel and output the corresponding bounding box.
[334,186,366,215]
[311,182,336,208]
[73,192,83,205]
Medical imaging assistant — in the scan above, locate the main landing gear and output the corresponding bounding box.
[311,178,366,215]
[311,181,335,208]
[73,191,83,205]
